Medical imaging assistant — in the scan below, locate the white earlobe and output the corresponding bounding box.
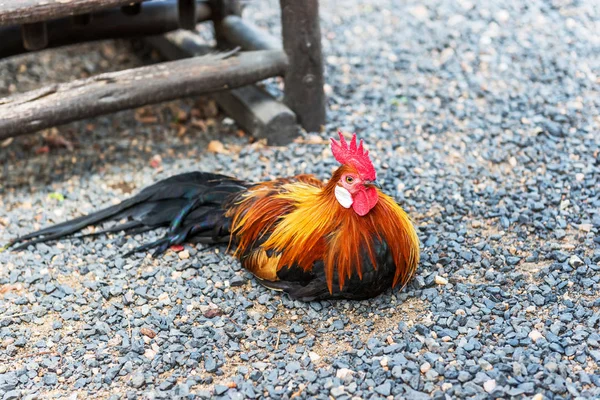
[335,186,353,208]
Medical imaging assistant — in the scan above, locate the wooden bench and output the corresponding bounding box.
[0,0,326,145]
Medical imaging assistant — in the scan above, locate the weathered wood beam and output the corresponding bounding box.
[0,49,288,139]
[146,31,299,145]
[0,0,212,59]
[220,15,281,51]
[279,0,326,132]
[0,0,146,27]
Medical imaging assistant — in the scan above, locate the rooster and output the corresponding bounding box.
[9,132,420,301]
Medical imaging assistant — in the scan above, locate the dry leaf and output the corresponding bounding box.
[44,130,74,151]
[0,284,23,295]
[294,134,328,145]
[194,99,219,118]
[177,126,187,137]
[101,42,115,58]
[140,327,157,339]
[109,182,135,194]
[248,139,268,150]
[191,119,207,131]
[135,107,158,124]
[207,140,227,154]
[177,109,188,123]
[138,115,158,124]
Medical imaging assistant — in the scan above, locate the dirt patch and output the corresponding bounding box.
[305,297,430,367]
[108,181,137,195]
[53,269,86,292]
[2,313,86,369]
[518,261,553,280]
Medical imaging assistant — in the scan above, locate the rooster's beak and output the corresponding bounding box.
[364,180,382,189]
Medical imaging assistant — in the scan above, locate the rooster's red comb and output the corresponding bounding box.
[330,131,376,180]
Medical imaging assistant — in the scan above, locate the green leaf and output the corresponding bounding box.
[48,192,65,202]
[391,96,408,106]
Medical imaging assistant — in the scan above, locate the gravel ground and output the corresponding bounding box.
[1,0,600,399]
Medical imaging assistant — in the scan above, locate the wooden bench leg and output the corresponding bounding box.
[279,0,326,132]
[210,0,242,47]
[178,0,197,30]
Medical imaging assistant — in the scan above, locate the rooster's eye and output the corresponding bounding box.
[345,176,354,184]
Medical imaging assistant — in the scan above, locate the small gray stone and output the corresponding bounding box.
[375,381,391,396]
[458,371,472,382]
[214,384,229,395]
[230,276,245,287]
[131,373,145,389]
[43,373,57,386]
[204,355,217,372]
[2,391,21,400]
[330,386,345,398]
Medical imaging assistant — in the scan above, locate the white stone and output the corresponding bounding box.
[144,348,156,359]
[484,379,496,393]
[158,292,171,305]
[569,255,584,267]
[178,250,190,260]
[336,368,355,380]
[529,329,543,342]
[309,352,321,363]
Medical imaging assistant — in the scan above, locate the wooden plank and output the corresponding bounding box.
[0,49,288,139]
[279,0,326,132]
[0,0,145,27]
[220,15,281,51]
[0,0,212,59]
[146,31,299,145]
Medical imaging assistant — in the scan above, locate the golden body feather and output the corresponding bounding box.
[227,167,420,294]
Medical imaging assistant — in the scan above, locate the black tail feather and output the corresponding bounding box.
[8,172,248,254]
